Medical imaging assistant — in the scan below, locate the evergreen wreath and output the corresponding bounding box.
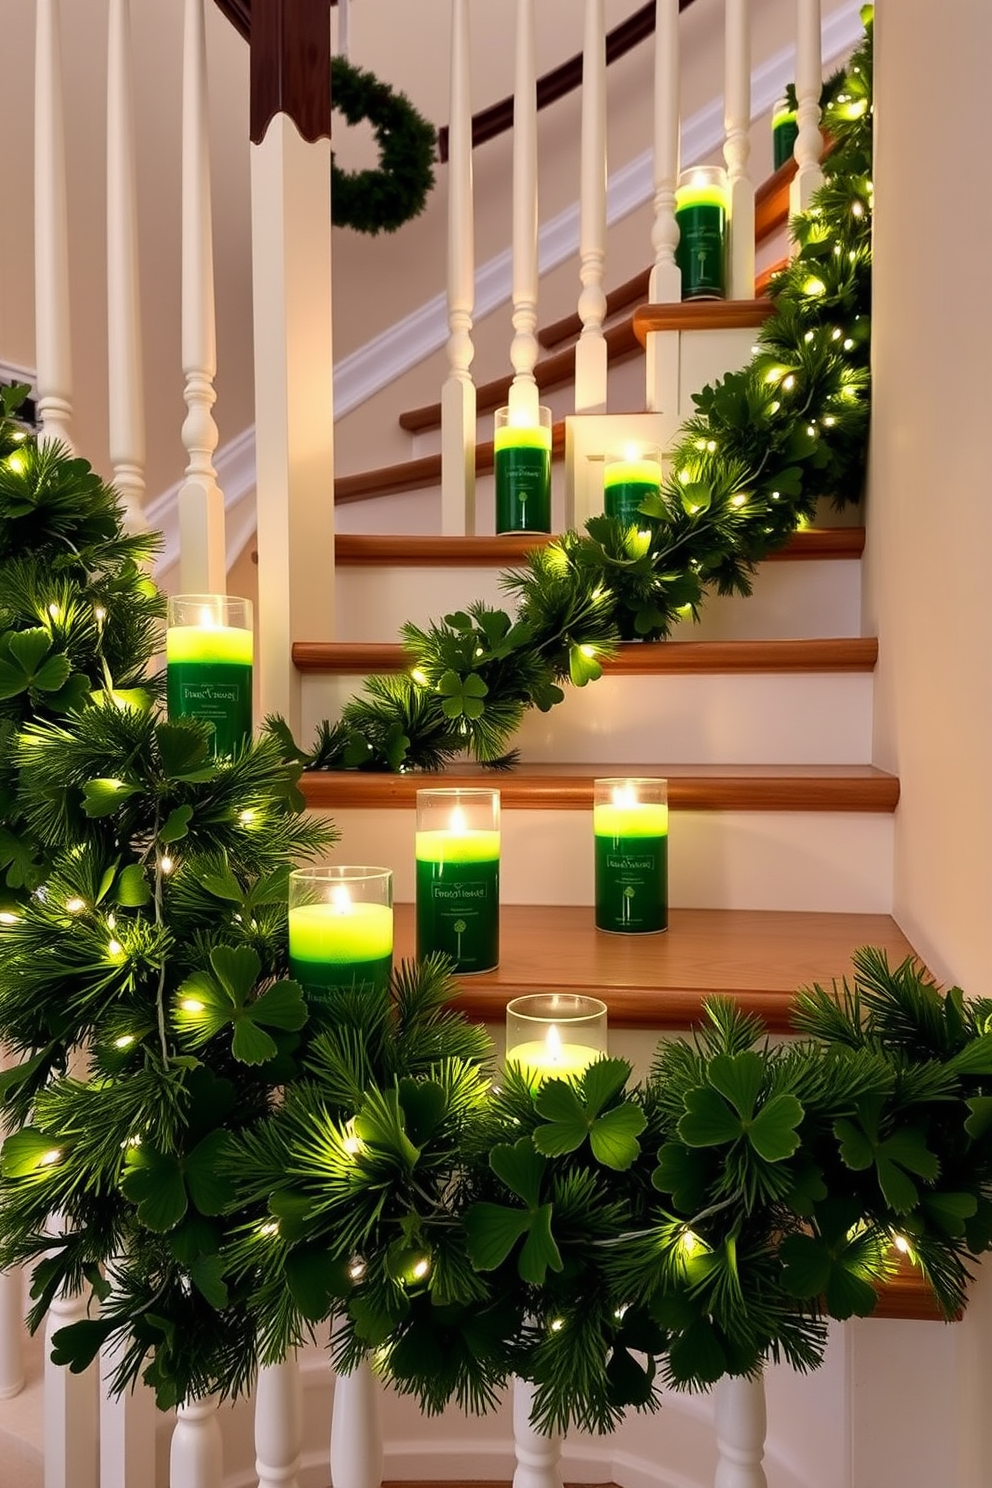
[307,18,874,773]
[331,56,437,235]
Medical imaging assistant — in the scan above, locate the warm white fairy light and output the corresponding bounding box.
[348,1258,367,1281]
[0,912,19,926]
[114,1034,135,1050]
[107,939,123,958]
[180,997,205,1014]
[65,897,86,914]
[160,856,175,875]
[410,667,428,686]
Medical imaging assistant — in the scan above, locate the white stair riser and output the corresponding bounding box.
[333,557,862,642]
[310,806,893,914]
[301,671,874,766]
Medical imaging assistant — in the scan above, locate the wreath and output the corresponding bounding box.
[331,56,437,235]
[309,20,874,773]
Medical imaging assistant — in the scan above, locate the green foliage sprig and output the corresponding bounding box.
[309,19,874,771]
[331,56,436,235]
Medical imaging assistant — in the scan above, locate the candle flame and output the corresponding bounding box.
[198,606,217,629]
[612,784,638,811]
[622,442,642,462]
[330,884,353,914]
[545,1024,563,1064]
[449,805,467,834]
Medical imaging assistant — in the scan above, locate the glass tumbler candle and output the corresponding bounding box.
[166,594,253,758]
[494,405,553,535]
[416,788,500,973]
[675,165,729,301]
[594,778,669,934]
[505,993,608,1091]
[604,445,662,525]
[288,866,394,998]
[772,98,799,170]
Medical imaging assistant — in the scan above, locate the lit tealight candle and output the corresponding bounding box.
[593,778,669,934]
[604,445,662,525]
[416,790,500,973]
[166,594,253,758]
[505,994,608,1092]
[494,405,553,535]
[675,166,729,301]
[288,867,393,999]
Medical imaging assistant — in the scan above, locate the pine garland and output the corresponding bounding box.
[308,22,874,771]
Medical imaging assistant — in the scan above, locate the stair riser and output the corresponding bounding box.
[333,556,862,643]
[310,806,893,914]
[301,671,874,767]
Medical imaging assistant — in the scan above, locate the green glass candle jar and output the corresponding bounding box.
[593,777,668,934]
[494,405,553,534]
[288,865,393,1000]
[604,446,662,524]
[675,166,729,301]
[166,594,253,758]
[416,788,500,972]
[772,98,799,170]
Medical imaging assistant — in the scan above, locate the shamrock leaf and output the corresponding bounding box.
[780,1199,887,1319]
[285,1249,354,1320]
[159,805,194,844]
[652,1141,713,1214]
[678,1052,804,1163]
[568,644,602,687]
[115,863,151,908]
[437,668,488,720]
[1,1127,66,1178]
[45,673,91,714]
[121,1129,236,1231]
[464,1137,563,1283]
[50,1318,117,1374]
[82,777,141,817]
[174,944,307,1065]
[834,1100,939,1214]
[532,1058,644,1170]
[155,720,217,782]
[679,481,712,517]
[353,1085,422,1169]
[0,628,71,699]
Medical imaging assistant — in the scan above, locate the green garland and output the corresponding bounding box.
[331,56,437,235]
[308,22,873,772]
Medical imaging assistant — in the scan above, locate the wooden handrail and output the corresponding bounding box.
[211,0,337,43]
[436,0,697,164]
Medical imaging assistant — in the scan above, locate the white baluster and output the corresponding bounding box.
[440,0,476,536]
[170,1394,223,1488]
[337,0,351,61]
[34,0,74,450]
[100,1329,157,1488]
[329,1358,382,1488]
[509,0,540,423]
[44,1264,99,1488]
[714,1374,768,1488]
[646,0,681,415]
[178,0,227,593]
[512,1376,562,1488]
[574,0,607,414]
[0,1267,24,1399]
[724,0,755,299]
[106,0,146,533]
[790,0,824,217]
[255,1357,303,1488]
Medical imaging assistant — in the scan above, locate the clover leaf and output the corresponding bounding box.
[678,1052,804,1163]
[532,1058,645,1170]
[174,944,307,1065]
[0,628,71,700]
[464,1137,563,1284]
[780,1198,886,1319]
[437,668,488,720]
[834,1096,939,1213]
[121,1129,236,1231]
[568,644,602,687]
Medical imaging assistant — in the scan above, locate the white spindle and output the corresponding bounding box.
[724,0,755,299]
[440,0,476,536]
[645,0,681,414]
[714,1374,768,1488]
[790,0,823,216]
[0,1267,24,1399]
[106,0,146,532]
[509,0,540,422]
[34,0,74,450]
[329,1358,382,1488]
[178,0,226,593]
[512,1377,562,1488]
[574,0,607,414]
[337,0,351,61]
[255,1357,303,1488]
[170,1394,223,1488]
[44,1268,99,1488]
[99,1331,157,1488]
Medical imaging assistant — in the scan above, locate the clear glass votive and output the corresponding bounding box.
[505,992,608,1090]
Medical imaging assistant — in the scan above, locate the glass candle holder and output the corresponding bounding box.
[416,788,500,973]
[675,165,729,301]
[604,445,662,525]
[288,865,393,998]
[166,594,253,758]
[494,405,553,535]
[594,777,668,934]
[772,98,799,170]
[505,993,608,1090]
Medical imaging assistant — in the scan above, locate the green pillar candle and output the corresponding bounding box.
[166,598,253,758]
[288,900,394,999]
[594,786,668,934]
[494,417,552,534]
[416,827,500,972]
[773,104,799,170]
[675,173,728,301]
[604,454,662,524]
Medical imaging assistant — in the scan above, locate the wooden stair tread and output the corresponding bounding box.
[293,636,878,676]
[399,321,640,434]
[302,763,899,814]
[336,422,567,505]
[633,297,775,347]
[333,526,865,565]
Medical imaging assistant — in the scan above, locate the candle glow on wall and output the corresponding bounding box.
[166,594,253,758]
[593,777,668,934]
[288,865,394,998]
[493,404,553,535]
[416,788,500,972]
[505,992,608,1090]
